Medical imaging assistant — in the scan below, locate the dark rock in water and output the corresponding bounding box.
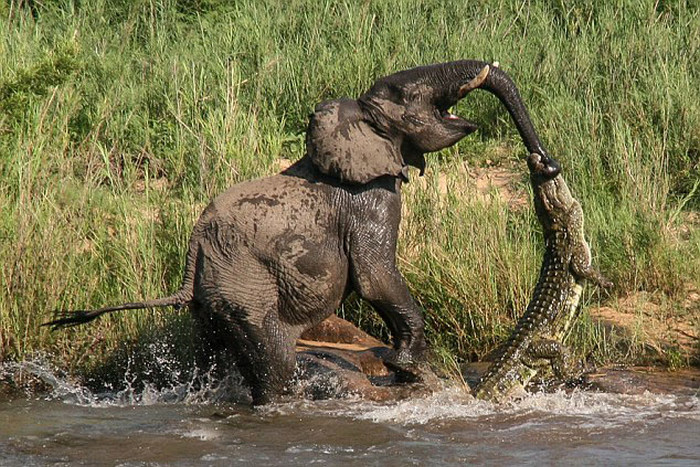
[300,314,386,347]
[295,316,438,401]
[295,351,415,402]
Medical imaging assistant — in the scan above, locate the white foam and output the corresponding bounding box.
[180,427,221,441]
[347,387,700,427]
[285,445,355,454]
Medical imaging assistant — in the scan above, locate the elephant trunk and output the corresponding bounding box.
[480,66,550,160]
[440,60,559,172]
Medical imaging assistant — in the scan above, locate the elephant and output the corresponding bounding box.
[46,60,557,405]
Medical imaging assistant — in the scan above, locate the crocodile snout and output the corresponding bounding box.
[528,153,561,180]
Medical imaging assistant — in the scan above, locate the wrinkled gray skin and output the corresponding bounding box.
[46,60,554,405]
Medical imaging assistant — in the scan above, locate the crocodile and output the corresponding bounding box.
[475,153,612,403]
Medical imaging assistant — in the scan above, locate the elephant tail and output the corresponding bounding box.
[42,293,190,330]
[43,230,202,331]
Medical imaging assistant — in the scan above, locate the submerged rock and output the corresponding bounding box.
[300,316,700,402]
[295,316,438,402]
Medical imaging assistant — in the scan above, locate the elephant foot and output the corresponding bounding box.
[386,341,433,382]
[384,358,441,390]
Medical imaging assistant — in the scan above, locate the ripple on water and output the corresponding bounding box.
[3,357,699,425]
[1,358,699,465]
[0,360,700,465]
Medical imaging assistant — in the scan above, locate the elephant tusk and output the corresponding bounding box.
[458,64,490,98]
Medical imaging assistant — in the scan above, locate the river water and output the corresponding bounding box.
[1,360,699,466]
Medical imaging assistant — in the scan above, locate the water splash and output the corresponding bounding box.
[1,357,94,403]
[0,352,251,407]
[3,351,699,434]
[259,382,700,431]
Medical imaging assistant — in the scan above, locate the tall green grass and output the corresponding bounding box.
[1,0,698,377]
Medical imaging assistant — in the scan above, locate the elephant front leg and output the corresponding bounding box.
[348,189,428,370]
[371,294,428,365]
[351,263,427,365]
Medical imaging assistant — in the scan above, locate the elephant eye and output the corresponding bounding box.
[384,83,403,101]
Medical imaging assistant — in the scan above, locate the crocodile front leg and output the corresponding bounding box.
[525,338,584,383]
[475,360,537,403]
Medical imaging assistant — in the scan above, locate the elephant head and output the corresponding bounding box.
[307,60,559,184]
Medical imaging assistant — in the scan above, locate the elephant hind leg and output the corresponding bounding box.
[196,289,295,404]
[194,249,298,404]
[226,311,297,405]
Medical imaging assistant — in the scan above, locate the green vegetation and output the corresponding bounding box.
[1,0,698,383]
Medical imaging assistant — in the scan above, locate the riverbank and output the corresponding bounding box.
[1,1,698,377]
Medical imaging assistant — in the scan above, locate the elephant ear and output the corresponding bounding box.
[306,99,404,184]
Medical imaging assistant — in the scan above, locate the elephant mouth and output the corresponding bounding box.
[437,106,478,133]
[440,109,461,120]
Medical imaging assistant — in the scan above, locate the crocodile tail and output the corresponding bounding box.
[43,231,202,331]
